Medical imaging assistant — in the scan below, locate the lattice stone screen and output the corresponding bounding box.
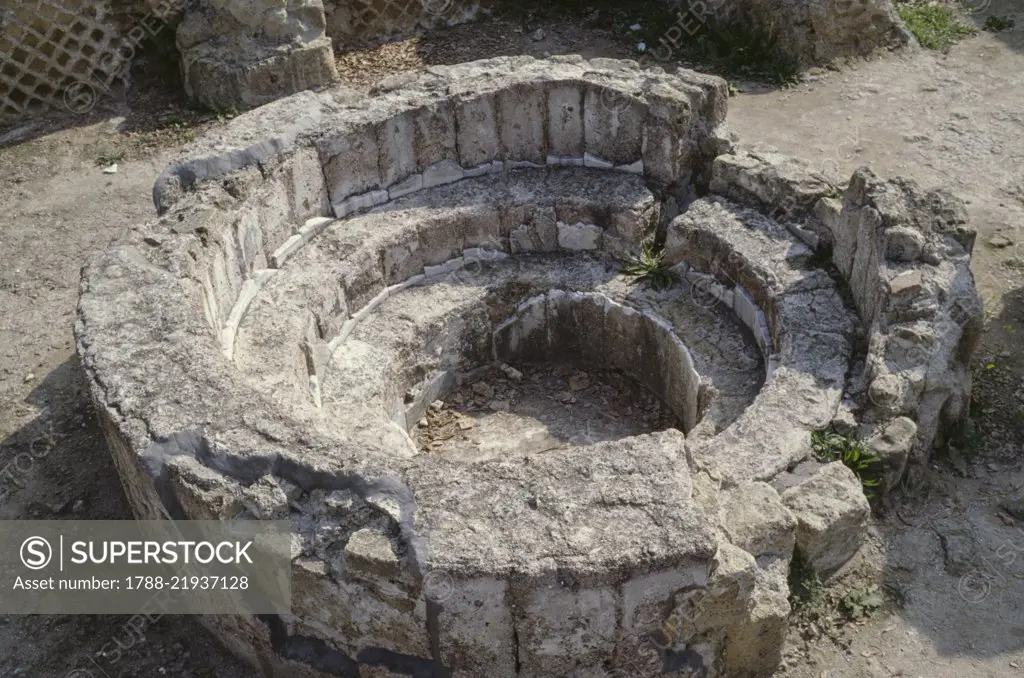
[327,0,487,46]
[0,0,129,126]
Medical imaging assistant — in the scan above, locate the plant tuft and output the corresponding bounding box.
[622,240,674,290]
[897,4,977,51]
[984,15,1015,32]
[811,429,882,498]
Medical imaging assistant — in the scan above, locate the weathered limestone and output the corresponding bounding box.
[664,197,855,485]
[702,0,913,66]
[0,0,912,129]
[176,0,340,111]
[326,0,485,49]
[313,57,727,216]
[77,57,981,678]
[705,148,982,481]
[781,462,871,579]
[864,416,917,495]
[329,0,910,69]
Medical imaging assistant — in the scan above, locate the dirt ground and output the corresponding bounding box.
[1,4,1022,676]
[414,365,679,459]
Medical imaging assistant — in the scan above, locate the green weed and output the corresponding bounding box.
[622,240,674,290]
[811,429,882,497]
[984,15,1015,32]
[839,586,885,621]
[897,5,977,50]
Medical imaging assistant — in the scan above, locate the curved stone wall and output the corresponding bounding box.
[76,57,980,677]
[707,147,983,491]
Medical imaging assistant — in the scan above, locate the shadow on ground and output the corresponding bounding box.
[961,0,1024,54]
[873,281,1024,662]
[0,356,251,677]
[0,57,215,151]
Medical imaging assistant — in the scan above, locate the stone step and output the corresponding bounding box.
[232,166,660,417]
[321,254,763,449]
[665,196,860,483]
[234,166,657,343]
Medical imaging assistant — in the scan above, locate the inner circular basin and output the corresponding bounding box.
[413,362,682,460]
[232,250,767,458]
[324,279,706,459]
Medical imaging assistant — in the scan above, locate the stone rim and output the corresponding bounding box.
[76,56,981,678]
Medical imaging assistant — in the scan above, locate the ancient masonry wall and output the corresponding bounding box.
[330,0,912,65]
[2,0,913,127]
[326,0,487,48]
[75,56,981,677]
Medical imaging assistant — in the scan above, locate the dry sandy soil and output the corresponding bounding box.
[0,4,1022,676]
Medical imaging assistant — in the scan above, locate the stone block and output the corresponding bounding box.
[253,177,295,261]
[720,483,797,562]
[459,207,504,250]
[422,159,465,189]
[288,146,331,220]
[582,152,615,170]
[604,301,643,378]
[865,416,916,494]
[340,250,385,313]
[332,577,431,658]
[516,580,619,676]
[607,200,657,246]
[412,100,458,170]
[720,580,789,676]
[388,173,423,200]
[381,233,424,285]
[889,269,924,297]
[235,210,268,274]
[497,83,547,164]
[181,37,338,112]
[545,290,584,362]
[299,216,334,240]
[546,155,585,167]
[334,190,388,219]
[547,84,585,157]
[636,310,672,407]
[662,334,700,433]
[509,207,558,253]
[322,123,382,203]
[423,257,464,278]
[641,86,692,188]
[885,226,925,262]
[376,111,417,188]
[345,528,404,584]
[617,159,644,175]
[455,92,499,167]
[781,462,870,579]
[270,234,304,269]
[436,577,518,677]
[557,222,602,251]
[418,213,465,266]
[583,85,645,166]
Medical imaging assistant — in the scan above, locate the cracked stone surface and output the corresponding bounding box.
[76,56,982,678]
[176,0,340,111]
